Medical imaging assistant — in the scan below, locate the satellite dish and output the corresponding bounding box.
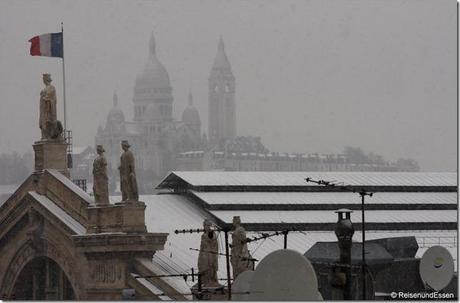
[419,246,454,291]
[232,270,254,301]
[248,249,323,301]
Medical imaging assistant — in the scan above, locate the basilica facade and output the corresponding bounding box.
[95,32,416,193]
[95,33,211,185]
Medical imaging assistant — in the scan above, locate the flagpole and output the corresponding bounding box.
[60,22,73,170]
[61,22,67,133]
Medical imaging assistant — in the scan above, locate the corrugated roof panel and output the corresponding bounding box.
[143,194,236,288]
[164,171,456,187]
[210,210,456,224]
[142,194,230,290]
[139,194,457,287]
[137,257,193,300]
[191,191,457,205]
[130,273,173,300]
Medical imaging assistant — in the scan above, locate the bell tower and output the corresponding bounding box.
[208,37,236,145]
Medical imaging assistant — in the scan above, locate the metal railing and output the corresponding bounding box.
[72,179,87,192]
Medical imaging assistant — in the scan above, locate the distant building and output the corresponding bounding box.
[176,148,408,172]
[95,33,203,189]
[93,32,418,193]
[1,141,455,300]
[69,146,95,180]
[208,37,236,145]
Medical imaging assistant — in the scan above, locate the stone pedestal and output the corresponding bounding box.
[73,232,167,255]
[191,284,227,301]
[33,140,69,177]
[87,202,148,234]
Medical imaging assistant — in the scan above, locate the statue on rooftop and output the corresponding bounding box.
[198,219,219,287]
[231,216,254,279]
[93,145,109,205]
[119,140,138,202]
[39,73,62,140]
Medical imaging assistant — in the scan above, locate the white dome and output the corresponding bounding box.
[135,32,171,92]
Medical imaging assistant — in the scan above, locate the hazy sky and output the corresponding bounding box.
[0,0,457,171]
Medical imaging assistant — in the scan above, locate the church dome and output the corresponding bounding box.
[135,32,171,91]
[106,92,125,126]
[145,103,162,120]
[182,92,201,127]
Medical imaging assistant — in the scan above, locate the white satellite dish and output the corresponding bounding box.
[419,246,454,291]
[232,270,254,301]
[248,249,323,301]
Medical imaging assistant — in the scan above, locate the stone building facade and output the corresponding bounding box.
[0,131,183,300]
[176,144,406,172]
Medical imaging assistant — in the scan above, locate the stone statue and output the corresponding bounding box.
[231,216,254,279]
[39,74,63,139]
[198,219,219,287]
[93,145,109,205]
[119,140,138,202]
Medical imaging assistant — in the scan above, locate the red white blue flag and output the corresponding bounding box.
[29,32,63,58]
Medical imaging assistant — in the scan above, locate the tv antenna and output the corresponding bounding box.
[305,177,373,300]
[175,226,233,300]
[188,247,258,262]
[230,228,305,250]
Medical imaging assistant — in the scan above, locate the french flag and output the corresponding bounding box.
[29,32,63,58]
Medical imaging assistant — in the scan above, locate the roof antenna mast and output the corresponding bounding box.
[305,177,374,300]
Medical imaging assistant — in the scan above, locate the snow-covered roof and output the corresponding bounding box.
[210,209,456,224]
[143,194,213,274]
[29,191,86,234]
[137,192,458,289]
[141,194,213,294]
[190,191,457,206]
[126,171,459,294]
[158,171,456,188]
[130,273,173,300]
